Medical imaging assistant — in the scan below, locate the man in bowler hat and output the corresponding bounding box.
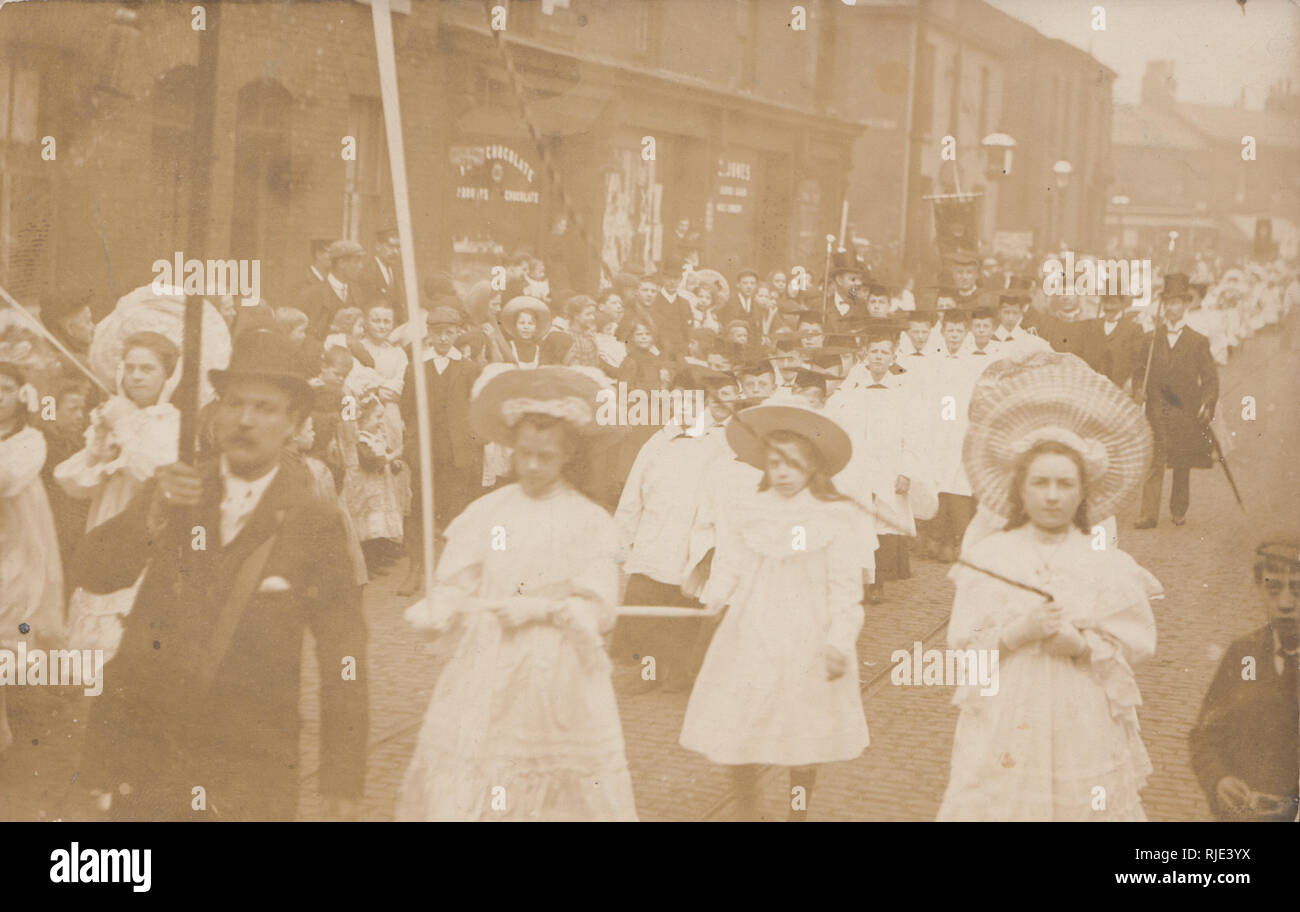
[74,329,369,821]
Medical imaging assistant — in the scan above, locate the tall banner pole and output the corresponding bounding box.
[370,0,436,602]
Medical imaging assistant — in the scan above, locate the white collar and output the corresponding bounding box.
[422,345,462,363]
[327,272,348,301]
[310,265,326,282]
[220,456,279,501]
[1165,318,1186,334]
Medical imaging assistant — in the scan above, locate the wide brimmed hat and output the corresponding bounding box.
[963,351,1152,520]
[725,403,853,477]
[470,364,612,446]
[209,328,312,401]
[501,296,552,339]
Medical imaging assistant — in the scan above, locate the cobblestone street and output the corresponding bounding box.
[2,329,1295,823]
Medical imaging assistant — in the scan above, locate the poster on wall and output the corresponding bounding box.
[449,139,544,286]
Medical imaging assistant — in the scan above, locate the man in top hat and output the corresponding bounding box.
[397,305,483,595]
[361,225,408,325]
[826,250,868,332]
[1190,537,1299,821]
[1134,273,1219,528]
[74,328,369,821]
[298,239,370,342]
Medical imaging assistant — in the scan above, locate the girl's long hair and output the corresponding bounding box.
[756,429,847,502]
[1004,439,1092,533]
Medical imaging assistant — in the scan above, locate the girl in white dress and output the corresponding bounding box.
[56,332,180,658]
[680,403,870,821]
[397,365,636,821]
[938,351,1161,821]
[0,363,64,753]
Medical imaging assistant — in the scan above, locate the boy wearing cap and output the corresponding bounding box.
[1189,538,1300,821]
[299,239,370,342]
[397,307,483,595]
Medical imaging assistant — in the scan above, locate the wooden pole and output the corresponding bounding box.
[370,0,436,601]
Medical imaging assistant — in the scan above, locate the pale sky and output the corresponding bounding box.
[984,0,1300,108]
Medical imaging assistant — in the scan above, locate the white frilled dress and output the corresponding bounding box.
[937,525,1162,821]
[54,396,178,656]
[681,488,870,766]
[396,483,637,821]
[0,426,64,648]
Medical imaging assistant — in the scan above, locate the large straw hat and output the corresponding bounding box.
[500,295,552,339]
[725,403,853,477]
[470,364,612,446]
[963,351,1152,520]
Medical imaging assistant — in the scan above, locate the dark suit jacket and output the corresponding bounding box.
[297,280,359,342]
[1137,325,1219,468]
[640,293,693,359]
[719,294,763,333]
[74,458,368,820]
[1039,313,1111,374]
[359,256,407,324]
[1087,315,1144,389]
[400,355,481,470]
[1189,626,1299,820]
[818,292,864,333]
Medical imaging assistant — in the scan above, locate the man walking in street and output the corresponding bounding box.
[74,329,370,821]
[1134,273,1219,528]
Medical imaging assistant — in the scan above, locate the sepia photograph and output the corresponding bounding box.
[0,0,1296,880]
